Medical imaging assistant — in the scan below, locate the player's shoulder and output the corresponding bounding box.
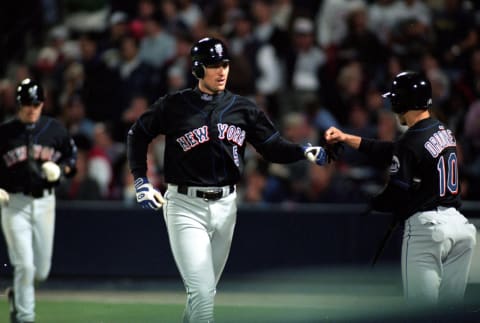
[400,117,449,150]
[152,88,195,107]
[226,91,259,109]
[41,115,65,128]
[39,116,69,134]
[166,88,195,100]
[0,117,22,133]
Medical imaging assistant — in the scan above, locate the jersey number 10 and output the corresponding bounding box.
[437,152,458,196]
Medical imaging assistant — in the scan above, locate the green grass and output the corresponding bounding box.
[0,299,336,323]
[33,301,181,323]
[2,266,480,323]
[4,297,480,323]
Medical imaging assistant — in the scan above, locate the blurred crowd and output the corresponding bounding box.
[0,0,479,204]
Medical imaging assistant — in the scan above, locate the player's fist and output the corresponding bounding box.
[324,127,346,144]
[42,161,61,182]
[303,143,327,166]
[0,188,9,205]
[134,177,165,210]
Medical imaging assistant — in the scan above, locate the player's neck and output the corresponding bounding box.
[404,110,430,128]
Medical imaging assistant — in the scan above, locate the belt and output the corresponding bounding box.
[23,188,53,198]
[176,184,235,201]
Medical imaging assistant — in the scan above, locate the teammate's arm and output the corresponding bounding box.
[59,136,78,178]
[370,145,418,217]
[127,103,164,179]
[248,106,323,164]
[45,125,78,182]
[325,126,362,149]
[127,106,166,210]
[325,126,394,168]
[127,120,155,179]
[255,133,306,163]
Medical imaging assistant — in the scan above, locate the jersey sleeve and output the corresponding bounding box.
[127,98,166,179]
[53,120,78,178]
[60,136,78,178]
[359,138,395,168]
[247,108,304,163]
[370,141,418,217]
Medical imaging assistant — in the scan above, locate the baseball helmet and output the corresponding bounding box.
[16,78,45,106]
[382,71,432,114]
[191,37,230,79]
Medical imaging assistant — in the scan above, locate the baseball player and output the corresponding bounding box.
[127,37,329,323]
[325,71,477,306]
[0,78,77,323]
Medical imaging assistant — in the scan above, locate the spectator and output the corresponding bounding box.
[285,17,327,111]
[160,31,196,94]
[101,11,130,68]
[337,2,388,80]
[86,122,125,199]
[315,0,366,49]
[368,0,399,46]
[431,0,478,78]
[456,48,480,105]
[121,94,150,132]
[115,34,156,113]
[176,0,204,30]
[225,9,257,96]
[138,11,176,69]
[327,60,367,126]
[262,112,316,202]
[59,94,95,140]
[0,79,17,122]
[78,32,121,122]
[250,0,290,120]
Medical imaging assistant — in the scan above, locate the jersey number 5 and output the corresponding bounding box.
[437,152,458,196]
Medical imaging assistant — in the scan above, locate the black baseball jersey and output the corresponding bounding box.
[127,88,305,186]
[0,116,77,194]
[359,117,461,217]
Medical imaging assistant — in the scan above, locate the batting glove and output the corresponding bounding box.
[134,177,165,210]
[42,161,61,182]
[0,188,9,206]
[303,143,328,166]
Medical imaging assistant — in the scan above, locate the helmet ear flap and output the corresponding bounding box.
[192,61,204,79]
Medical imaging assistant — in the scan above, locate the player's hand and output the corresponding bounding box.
[303,143,327,166]
[42,161,61,182]
[324,127,346,144]
[134,177,165,210]
[0,188,9,206]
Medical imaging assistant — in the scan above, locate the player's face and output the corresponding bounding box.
[199,61,229,94]
[18,102,43,124]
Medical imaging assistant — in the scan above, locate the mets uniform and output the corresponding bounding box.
[127,37,327,323]
[1,79,77,323]
[326,71,476,307]
[128,87,328,321]
[361,117,477,305]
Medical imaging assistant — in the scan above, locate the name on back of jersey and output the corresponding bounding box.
[424,126,456,158]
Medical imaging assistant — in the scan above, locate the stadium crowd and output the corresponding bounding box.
[0,0,479,204]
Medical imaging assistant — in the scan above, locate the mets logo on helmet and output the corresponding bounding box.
[29,85,39,99]
[390,155,400,173]
[215,44,223,56]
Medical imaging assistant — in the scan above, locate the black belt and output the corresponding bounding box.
[177,185,234,201]
[23,188,53,198]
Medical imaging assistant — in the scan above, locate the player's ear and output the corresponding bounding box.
[192,62,205,79]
